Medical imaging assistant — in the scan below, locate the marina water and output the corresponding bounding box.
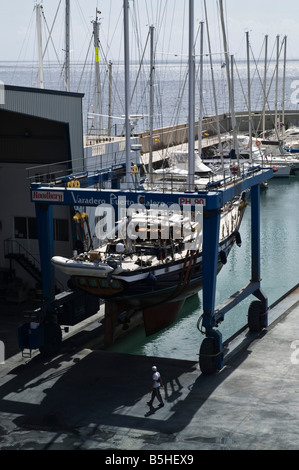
[108,173,299,361]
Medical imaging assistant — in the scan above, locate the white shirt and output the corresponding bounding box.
[152,371,160,388]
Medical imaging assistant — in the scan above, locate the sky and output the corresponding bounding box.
[0,0,299,64]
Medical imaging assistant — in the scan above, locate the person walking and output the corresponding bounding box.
[147,366,164,407]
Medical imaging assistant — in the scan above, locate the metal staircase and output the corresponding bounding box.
[4,239,62,293]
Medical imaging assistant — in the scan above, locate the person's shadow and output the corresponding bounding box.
[163,377,183,403]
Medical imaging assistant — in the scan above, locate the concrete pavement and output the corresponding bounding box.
[0,287,299,450]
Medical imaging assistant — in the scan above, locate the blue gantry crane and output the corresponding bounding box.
[18,164,273,374]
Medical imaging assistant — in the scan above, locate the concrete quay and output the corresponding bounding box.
[0,285,299,451]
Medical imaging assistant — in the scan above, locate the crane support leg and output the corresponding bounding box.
[199,184,269,374]
[248,183,268,331]
[35,203,55,311]
[200,208,224,373]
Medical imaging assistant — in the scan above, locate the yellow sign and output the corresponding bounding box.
[95,47,99,63]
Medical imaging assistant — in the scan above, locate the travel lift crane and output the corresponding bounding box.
[18,164,273,374]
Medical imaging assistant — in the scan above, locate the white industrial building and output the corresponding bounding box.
[0,84,84,300]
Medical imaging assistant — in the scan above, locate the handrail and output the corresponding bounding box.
[4,239,64,291]
[4,239,40,269]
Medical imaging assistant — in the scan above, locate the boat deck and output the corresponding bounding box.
[0,285,299,450]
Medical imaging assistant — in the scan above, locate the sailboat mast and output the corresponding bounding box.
[198,22,204,160]
[282,36,287,135]
[93,11,103,135]
[262,35,268,136]
[36,3,44,89]
[65,0,70,92]
[203,0,223,159]
[149,25,155,184]
[219,0,239,160]
[108,61,112,137]
[187,0,195,191]
[275,35,280,137]
[246,31,252,163]
[124,0,132,188]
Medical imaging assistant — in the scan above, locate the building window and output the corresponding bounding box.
[14,217,69,242]
[28,217,38,239]
[54,219,69,242]
[14,217,27,239]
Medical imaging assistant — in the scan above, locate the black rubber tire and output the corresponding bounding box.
[199,337,217,375]
[39,322,62,358]
[248,300,264,332]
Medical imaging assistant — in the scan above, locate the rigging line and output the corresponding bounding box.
[76,33,93,93]
[249,37,265,82]
[157,1,176,92]
[125,4,152,132]
[131,1,153,115]
[233,56,260,138]
[73,0,94,62]
[215,1,225,64]
[178,0,187,84]
[104,0,120,60]
[234,54,273,137]
[253,39,288,134]
[43,5,66,88]
[158,3,188,144]
[234,60,250,114]
[260,38,286,111]
[33,3,64,88]
[144,0,151,26]
[106,0,113,59]
[102,4,123,62]
[12,7,35,84]
[168,64,190,139]
[249,41,270,110]
[130,0,143,60]
[203,0,223,140]
[235,35,275,108]
[41,0,62,63]
[155,0,169,50]
[162,0,179,64]
[74,0,92,37]
[130,30,150,107]
[149,0,163,37]
[102,58,126,118]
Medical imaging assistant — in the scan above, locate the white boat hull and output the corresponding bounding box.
[51,256,114,278]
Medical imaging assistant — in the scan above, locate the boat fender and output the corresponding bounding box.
[220,250,227,265]
[230,165,238,175]
[235,231,242,247]
[147,273,157,286]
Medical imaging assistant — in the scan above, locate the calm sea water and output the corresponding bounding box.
[2,58,299,133]
[107,173,299,360]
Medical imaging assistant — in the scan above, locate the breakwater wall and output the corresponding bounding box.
[137,110,299,153]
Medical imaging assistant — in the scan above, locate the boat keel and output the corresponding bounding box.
[143,299,185,336]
